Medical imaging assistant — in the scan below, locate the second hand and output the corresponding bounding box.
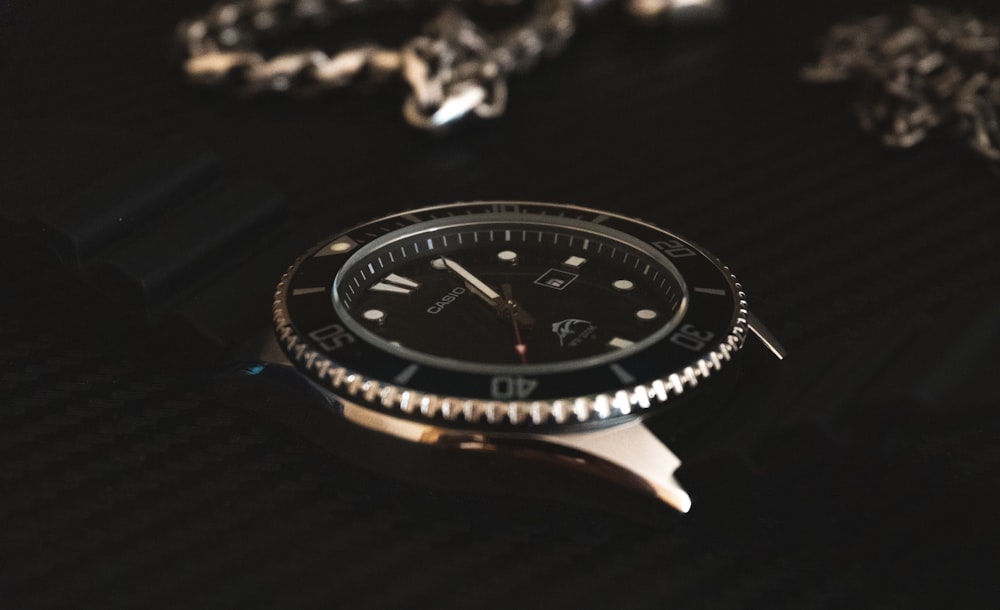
[512,315,527,365]
[503,283,528,365]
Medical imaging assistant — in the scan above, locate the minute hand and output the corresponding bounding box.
[439,257,501,301]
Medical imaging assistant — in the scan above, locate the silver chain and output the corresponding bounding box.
[802,5,1000,162]
[176,0,726,130]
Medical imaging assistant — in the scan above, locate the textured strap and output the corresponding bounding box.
[5,128,293,357]
[32,138,221,266]
[93,179,286,306]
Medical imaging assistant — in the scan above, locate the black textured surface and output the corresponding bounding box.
[2,1,1000,609]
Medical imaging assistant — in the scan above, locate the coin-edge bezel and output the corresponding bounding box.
[272,201,750,429]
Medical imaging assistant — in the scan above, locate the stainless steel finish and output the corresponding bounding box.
[264,201,782,513]
[272,202,751,427]
[543,420,690,512]
[177,0,726,129]
[747,312,786,361]
[255,332,696,510]
[275,291,748,425]
[341,397,690,511]
[803,5,1000,163]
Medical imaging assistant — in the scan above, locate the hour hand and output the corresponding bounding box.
[437,257,534,326]
[437,256,503,307]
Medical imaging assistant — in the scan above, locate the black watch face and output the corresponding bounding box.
[274,202,746,428]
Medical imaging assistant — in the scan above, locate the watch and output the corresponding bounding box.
[256,201,785,513]
[4,134,784,515]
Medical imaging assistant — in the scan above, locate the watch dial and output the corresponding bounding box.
[274,202,745,426]
[334,219,687,373]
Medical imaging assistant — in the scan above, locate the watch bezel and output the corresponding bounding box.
[272,201,749,430]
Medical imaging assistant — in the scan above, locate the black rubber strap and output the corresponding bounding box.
[33,138,220,266]
[93,179,286,307]
[5,128,295,358]
[165,223,319,357]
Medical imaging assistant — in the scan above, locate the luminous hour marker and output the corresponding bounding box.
[563,256,587,268]
[636,309,658,321]
[363,309,386,324]
[497,250,518,264]
[613,279,635,291]
[317,237,358,256]
[431,258,447,270]
[371,273,420,294]
[292,287,326,296]
[608,337,634,350]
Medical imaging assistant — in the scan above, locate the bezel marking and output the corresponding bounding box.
[293,287,327,296]
[695,287,727,296]
[610,364,635,384]
[273,201,750,431]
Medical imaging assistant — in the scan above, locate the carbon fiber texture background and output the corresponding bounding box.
[2,0,1000,608]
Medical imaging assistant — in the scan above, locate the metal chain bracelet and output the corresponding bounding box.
[802,5,1000,163]
[176,0,726,130]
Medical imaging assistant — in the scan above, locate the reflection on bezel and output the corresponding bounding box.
[331,215,690,376]
[273,201,749,429]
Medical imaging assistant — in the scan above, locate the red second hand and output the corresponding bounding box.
[502,282,528,365]
[512,315,528,365]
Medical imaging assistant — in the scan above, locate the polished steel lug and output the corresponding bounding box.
[747,311,786,361]
[341,399,691,512]
[537,421,691,512]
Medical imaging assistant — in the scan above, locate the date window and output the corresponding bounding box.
[534,269,578,290]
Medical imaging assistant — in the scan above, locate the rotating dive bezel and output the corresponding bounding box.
[272,201,749,429]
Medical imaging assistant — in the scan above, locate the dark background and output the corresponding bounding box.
[2,1,999,608]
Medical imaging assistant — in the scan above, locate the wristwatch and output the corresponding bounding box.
[5,134,784,516]
[254,201,785,513]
